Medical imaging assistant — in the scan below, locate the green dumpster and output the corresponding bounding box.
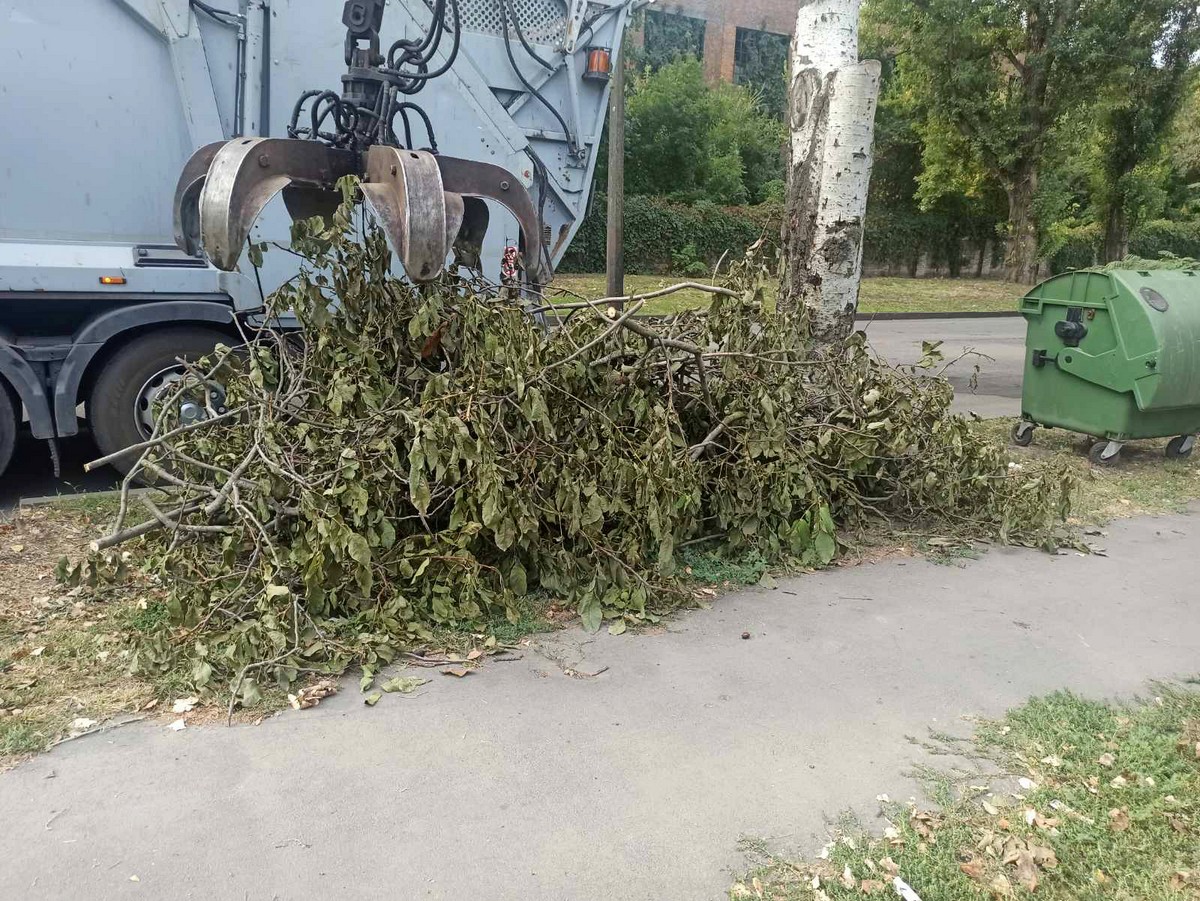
[1012,268,1200,464]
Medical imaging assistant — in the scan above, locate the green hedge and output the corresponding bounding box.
[861,208,999,276]
[561,195,999,276]
[561,194,781,274]
[1047,219,1200,274]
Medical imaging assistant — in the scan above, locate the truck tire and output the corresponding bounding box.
[0,384,17,479]
[89,328,228,476]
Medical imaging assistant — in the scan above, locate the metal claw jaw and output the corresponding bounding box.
[173,139,547,285]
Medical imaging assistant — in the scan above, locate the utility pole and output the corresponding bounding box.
[605,43,626,302]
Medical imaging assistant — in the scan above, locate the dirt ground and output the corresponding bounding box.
[0,501,156,766]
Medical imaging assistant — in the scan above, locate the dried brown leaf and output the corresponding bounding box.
[1108,808,1131,832]
[960,857,986,881]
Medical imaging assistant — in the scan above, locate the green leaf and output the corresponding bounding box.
[347,534,371,566]
[814,532,836,565]
[363,691,383,706]
[608,620,628,636]
[265,584,290,599]
[381,676,428,693]
[579,594,602,633]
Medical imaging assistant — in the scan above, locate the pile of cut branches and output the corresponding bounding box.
[96,196,1075,704]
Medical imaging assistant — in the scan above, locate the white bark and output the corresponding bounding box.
[780,0,881,343]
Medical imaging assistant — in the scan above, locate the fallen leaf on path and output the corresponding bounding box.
[981,800,1000,816]
[467,648,483,660]
[168,719,186,731]
[363,692,382,706]
[442,666,472,678]
[381,676,428,694]
[291,679,338,709]
[70,718,97,733]
[172,697,199,714]
[608,621,627,636]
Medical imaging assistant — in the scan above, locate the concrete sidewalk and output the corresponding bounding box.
[3,510,1197,901]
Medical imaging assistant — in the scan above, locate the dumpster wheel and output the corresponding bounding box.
[1011,421,1035,447]
[1165,435,1196,460]
[1088,440,1123,467]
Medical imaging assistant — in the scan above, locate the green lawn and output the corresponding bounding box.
[736,687,1200,901]
[551,273,1024,316]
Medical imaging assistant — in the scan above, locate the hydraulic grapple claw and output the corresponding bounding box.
[361,146,452,282]
[197,138,358,271]
[173,141,228,258]
[172,1,553,288]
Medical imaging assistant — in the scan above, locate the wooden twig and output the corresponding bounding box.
[84,409,241,472]
[688,412,747,462]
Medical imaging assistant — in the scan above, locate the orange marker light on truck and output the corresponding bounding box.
[99,276,127,285]
[583,47,612,81]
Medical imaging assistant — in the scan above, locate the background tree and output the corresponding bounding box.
[1091,1,1198,261]
[624,57,785,205]
[779,0,881,341]
[868,0,1140,283]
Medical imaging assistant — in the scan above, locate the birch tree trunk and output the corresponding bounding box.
[779,0,881,344]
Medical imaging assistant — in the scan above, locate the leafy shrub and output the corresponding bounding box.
[561,194,782,274]
[626,57,786,205]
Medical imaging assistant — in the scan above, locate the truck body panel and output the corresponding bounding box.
[0,0,629,471]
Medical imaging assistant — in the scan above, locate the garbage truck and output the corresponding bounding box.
[0,0,633,479]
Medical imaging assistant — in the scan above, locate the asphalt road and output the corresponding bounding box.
[2,507,1196,900]
[0,316,1027,513]
[860,314,1024,419]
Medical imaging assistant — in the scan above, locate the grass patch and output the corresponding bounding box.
[735,687,1200,900]
[551,274,1023,317]
[0,504,160,767]
[681,547,769,586]
[973,419,1200,525]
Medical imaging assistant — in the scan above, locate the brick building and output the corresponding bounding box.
[638,0,797,84]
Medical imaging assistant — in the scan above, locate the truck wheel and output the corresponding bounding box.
[89,328,228,476]
[0,384,17,479]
